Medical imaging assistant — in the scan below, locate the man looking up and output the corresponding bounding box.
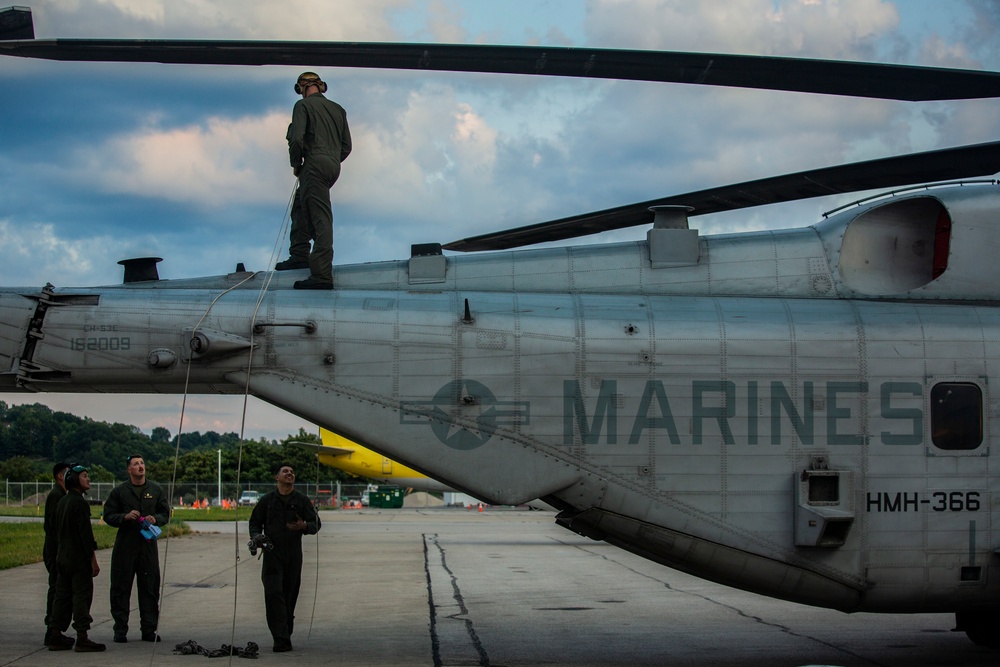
[43,462,74,649]
[249,463,321,652]
[102,454,170,643]
[275,71,352,290]
[48,464,105,652]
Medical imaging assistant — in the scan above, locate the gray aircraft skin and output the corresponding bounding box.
[2,4,1000,648]
[2,184,998,620]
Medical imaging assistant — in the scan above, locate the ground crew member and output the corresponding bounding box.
[249,463,321,652]
[48,464,105,652]
[43,462,75,649]
[102,454,170,643]
[275,71,352,290]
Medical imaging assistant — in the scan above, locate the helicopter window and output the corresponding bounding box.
[930,382,982,450]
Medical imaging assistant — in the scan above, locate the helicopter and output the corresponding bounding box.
[3,4,1000,648]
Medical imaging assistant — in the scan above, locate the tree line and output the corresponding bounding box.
[0,402,346,484]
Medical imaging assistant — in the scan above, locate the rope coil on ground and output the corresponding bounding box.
[173,639,260,659]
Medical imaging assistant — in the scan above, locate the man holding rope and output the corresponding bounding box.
[249,462,321,652]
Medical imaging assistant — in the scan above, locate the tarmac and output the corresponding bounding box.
[1,507,998,666]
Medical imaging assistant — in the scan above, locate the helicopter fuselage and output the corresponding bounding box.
[2,183,998,615]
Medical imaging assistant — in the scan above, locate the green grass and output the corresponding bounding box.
[0,523,117,570]
[0,504,106,519]
[0,519,192,570]
[171,507,254,522]
[0,505,51,518]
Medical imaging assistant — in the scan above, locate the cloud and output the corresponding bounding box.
[426,0,469,43]
[584,0,900,58]
[960,0,1000,63]
[34,0,407,40]
[344,85,499,215]
[0,219,113,286]
[75,111,292,211]
[4,0,1000,439]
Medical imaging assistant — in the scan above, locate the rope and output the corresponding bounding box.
[173,639,259,658]
[150,268,261,667]
[224,179,299,663]
[150,179,298,667]
[306,445,322,642]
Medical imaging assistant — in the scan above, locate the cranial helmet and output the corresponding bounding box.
[64,464,87,490]
[295,72,327,94]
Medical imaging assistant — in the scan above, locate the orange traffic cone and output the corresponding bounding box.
[478,503,483,512]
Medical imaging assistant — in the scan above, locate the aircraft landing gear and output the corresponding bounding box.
[955,611,1000,648]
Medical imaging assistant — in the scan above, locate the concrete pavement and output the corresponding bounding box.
[1,508,997,666]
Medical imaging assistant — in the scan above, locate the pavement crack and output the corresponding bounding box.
[424,533,490,667]
[424,532,443,667]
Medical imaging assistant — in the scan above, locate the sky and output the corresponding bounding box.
[1,0,999,441]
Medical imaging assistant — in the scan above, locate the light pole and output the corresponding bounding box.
[217,449,222,507]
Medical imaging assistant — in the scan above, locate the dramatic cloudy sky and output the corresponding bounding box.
[1,0,999,440]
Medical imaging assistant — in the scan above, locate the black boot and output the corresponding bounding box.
[45,627,74,650]
[294,277,333,290]
[275,257,309,271]
[74,633,106,652]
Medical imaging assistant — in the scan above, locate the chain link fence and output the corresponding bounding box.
[2,480,380,508]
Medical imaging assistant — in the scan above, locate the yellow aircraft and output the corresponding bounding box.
[306,430,553,510]
[305,429,453,492]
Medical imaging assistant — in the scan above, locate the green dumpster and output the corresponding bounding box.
[369,485,404,508]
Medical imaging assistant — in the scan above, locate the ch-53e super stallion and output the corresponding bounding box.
[3,5,1000,648]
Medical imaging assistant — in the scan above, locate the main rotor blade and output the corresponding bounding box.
[443,141,1000,253]
[4,37,1000,102]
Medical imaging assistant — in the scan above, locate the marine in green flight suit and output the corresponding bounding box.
[43,462,73,648]
[48,464,105,652]
[275,71,352,290]
[102,454,170,643]
[248,463,321,652]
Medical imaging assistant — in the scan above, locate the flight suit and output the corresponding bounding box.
[50,491,97,634]
[287,92,352,284]
[102,481,170,637]
[248,489,320,649]
[43,484,66,628]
